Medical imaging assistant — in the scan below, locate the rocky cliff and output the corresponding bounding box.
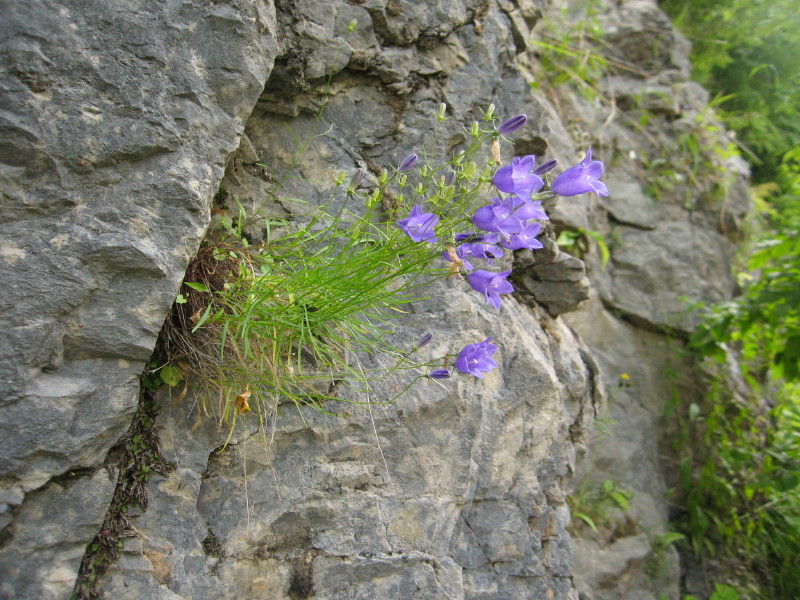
[0,1,749,599]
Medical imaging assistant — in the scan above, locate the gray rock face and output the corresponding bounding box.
[103,288,597,600]
[0,1,277,598]
[0,0,750,598]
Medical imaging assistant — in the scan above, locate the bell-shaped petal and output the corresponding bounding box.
[500,222,543,250]
[472,198,523,236]
[513,197,549,221]
[397,204,439,243]
[455,337,499,378]
[551,147,609,197]
[493,155,545,199]
[467,270,514,309]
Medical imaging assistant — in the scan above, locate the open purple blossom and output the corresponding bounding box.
[467,270,514,309]
[472,197,523,237]
[455,337,498,378]
[551,147,609,197]
[428,369,451,380]
[398,205,439,243]
[493,155,545,199]
[497,114,527,135]
[461,242,504,266]
[397,153,419,172]
[512,197,549,221]
[500,222,543,250]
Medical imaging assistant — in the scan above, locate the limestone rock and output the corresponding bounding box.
[0,1,278,598]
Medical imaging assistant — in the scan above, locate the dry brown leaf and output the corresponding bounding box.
[235,388,252,414]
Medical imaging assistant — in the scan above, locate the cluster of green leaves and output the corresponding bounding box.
[568,478,632,535]
[159,106,516,426]
[660,0,800,182]
[654,1,800,595]
[529,0,609,101]
[670,375,800,598]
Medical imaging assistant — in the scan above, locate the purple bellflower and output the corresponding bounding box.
[460,240,504,266]
[512,197,549,221]
[472,197,523,237]
[551,147,609,197]
[497,114,527,135]
[398,204,439,243]
[467,270,514,309]
[493,155,545,199]
[455,337,499,378]
[500,222,543,250]
[397,153,419,172]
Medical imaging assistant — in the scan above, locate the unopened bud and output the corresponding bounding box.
[349,168,365,189]
[444,170,457,186]
[416,333,433,349]
[497,114,527,135]
[428,369,451,380]
[436,103,447,121]
[486,103,496,119]
[398,153,418,173]
[533,159,558,176]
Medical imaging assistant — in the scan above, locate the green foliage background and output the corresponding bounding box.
[659,0,800,596]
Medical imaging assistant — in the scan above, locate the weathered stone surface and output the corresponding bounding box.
[0,0,751,598]
[97,1,598,598]
[101,283,597,599]
[0,1,278,598]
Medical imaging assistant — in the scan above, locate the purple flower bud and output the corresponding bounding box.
[444,170,457,186]
[497,114,527,135]
[397,153,419,173]
[551,147,608,197]
[467,270,514,309]
[533,159,558,176]
[428,369,451,380]
[455,338,498,378]
[416,333,433,349]
[349,168,365,189]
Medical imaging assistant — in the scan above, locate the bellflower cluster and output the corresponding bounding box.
[391,114,607,382]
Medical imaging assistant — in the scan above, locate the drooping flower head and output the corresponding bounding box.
[493,155,545,199]
[455,337,498,378]
[551,146,609,197]
[397,204,439,243]
[467,270,514,309]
